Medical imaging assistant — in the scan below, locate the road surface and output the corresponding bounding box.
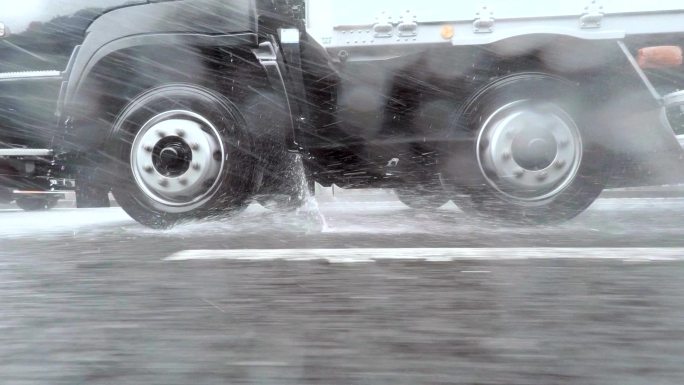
[2,192,684,384]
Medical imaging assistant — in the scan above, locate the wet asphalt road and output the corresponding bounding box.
[2,192,684,384]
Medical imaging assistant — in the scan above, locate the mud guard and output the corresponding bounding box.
[59,0,258,152]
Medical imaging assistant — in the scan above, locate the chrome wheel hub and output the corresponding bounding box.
[130,110,225,207]
[476,100,582,202]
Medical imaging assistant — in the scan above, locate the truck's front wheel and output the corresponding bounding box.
[110,84,255,229]
[445,74,606,225]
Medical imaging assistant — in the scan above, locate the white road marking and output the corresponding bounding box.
[228,361,290,367]
[202,298,226,313]
[0,207,78,212]
[164,248,684,263]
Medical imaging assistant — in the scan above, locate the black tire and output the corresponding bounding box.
[109,84,256,229]
[395,184,450,210]
[444,73,607,225]
[16,197,59,211]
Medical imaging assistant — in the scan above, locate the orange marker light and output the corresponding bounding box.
[440,25,454,40]
[637,46,683,69]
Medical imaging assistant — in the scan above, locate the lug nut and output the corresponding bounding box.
[554,159,566,169]
[157,131,166,138]
[502,151,511,161]
[190,143,200,151]
[143,144,153,152]
[536,171,548,181]
[558,139,569,148]
[143,165,153,173]
[191,162,200,170]
[178,178,188,186]
[158,178,169,186]
[176,129,185,137]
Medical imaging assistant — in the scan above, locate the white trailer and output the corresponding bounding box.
[289,0,684,223]
[307,1,683,52]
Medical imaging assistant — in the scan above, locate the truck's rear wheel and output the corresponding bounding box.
[110,84,255,229]
[446,74,606,225]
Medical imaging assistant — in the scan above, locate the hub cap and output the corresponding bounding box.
[130,110,225,207]
[476,100,582,202]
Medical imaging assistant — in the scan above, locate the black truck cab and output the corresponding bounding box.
[0,1,149,208]
[0,0,261,209]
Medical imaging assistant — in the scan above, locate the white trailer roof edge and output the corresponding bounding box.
[305,0,684,53]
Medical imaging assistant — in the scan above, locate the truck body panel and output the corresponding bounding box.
[307,0,684,60]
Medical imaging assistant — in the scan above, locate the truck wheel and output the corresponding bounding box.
[16,197,59,211]
[395,184,450,210]
[445,74,606,225]
[109,84,255,229]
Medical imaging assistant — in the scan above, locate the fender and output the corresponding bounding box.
[59,0,259,152]
[63,0,257,106]
[62,33,257,109]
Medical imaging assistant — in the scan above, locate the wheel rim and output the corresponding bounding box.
[476,100,582,202]
[130,110,225,208]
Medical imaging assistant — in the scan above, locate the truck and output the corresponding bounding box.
[1,0,683,227]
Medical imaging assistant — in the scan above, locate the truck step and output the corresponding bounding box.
[0,149,53,157]
[0,70,61,80]
[12,190,66,199]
